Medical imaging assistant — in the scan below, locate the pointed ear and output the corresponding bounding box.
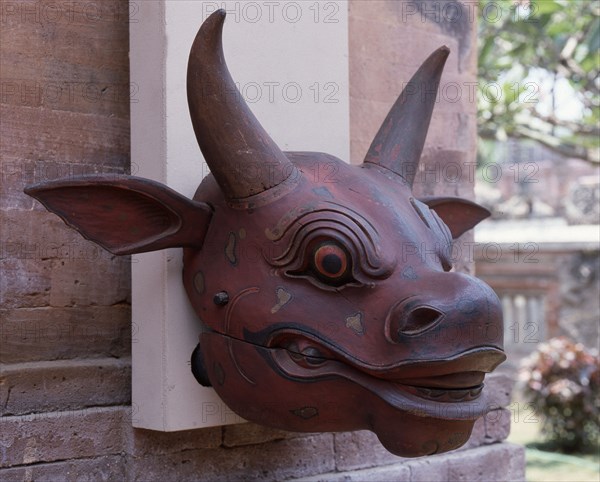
[420,196,490,239]
[24,175,212,255]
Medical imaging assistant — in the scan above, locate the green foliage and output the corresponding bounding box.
[478,0,600,163]
[520,337,600,452]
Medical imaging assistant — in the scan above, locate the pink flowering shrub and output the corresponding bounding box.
[520,336,599,452]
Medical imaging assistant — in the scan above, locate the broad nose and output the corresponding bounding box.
[385,272,504,351]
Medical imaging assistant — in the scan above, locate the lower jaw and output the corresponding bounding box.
[201,333,487,457]
[371,411,476,456]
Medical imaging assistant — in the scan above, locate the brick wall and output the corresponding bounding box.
[1,1,524,480]
[1,0,132,447]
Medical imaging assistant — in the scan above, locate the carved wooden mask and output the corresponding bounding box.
[25,10,505,457]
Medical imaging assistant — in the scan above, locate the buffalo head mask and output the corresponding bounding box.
[25,10,505,457]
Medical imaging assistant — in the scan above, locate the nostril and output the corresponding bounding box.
[398,306,444,336]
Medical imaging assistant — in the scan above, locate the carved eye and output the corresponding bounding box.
[311,241,352,285]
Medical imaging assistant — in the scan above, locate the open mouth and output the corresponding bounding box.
[413,384,483,402]
[399,382,484,403]
[268,332,505,420]
[395,371,485,402]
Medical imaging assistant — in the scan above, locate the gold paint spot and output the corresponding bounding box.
[214,362,225,386]
[193,271,205,295]
[264,227,279,241]
[345,313,364,335]
[291,406,318,419]
[225,232,237,265]
[402,266,418,280]
[238,228,246,239]
[271,287,292,314]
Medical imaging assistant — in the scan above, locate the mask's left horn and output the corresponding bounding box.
[24,175,212,255]
[187,9,294,200]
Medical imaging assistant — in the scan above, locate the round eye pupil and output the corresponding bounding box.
[322,254,342,275]
[313,242,348,281]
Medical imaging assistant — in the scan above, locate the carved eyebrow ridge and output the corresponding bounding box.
[268,201,378,244]
[264,202,396,281]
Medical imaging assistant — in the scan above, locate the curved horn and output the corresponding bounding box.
[362,47,449,187]
[187,10,293,199]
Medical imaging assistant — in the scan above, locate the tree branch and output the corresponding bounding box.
[523,107,600,137]
[479,126,600,165]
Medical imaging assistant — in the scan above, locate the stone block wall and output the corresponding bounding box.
[349,0,481,275]
[1,1,524,480]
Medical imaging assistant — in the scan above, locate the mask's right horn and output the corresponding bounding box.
[362,47,449,188]
[187,10,294,200]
